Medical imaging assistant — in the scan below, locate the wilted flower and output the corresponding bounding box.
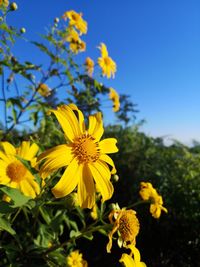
[107,208,140,253]
[38,104,118,209]
[139,182,168,218]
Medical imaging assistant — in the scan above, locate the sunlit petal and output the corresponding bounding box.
[99,138,118,154]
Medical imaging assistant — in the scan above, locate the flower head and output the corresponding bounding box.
[85,57,94,77]
[139,182,168,218]
[0,141,40,198]
[63,10,87,35]
[98,43,116,79]
[119,245,146,267]
[66,28,86,54]
[37,83,51,97]
[107,208,140,253]
[0,0,9,8]
[38,104,118,209]
[109,88,120,112]
[67,250,88,267]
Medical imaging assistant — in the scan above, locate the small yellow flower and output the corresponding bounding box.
[0,141,40,198]
[139,182,168,219]
[37,83,51,97]
[119,244,147,267]
[66,28,86,54]
[98,43,116,79]
[107,208,140,253]
[90,203,98,220]
[85,57,94,77]
[0,0,9,8]
[63,10,87,35]
[67,250,88,267]
[38,104,118,209]
[109,88,120,112]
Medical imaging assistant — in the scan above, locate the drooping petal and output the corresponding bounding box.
[99,138,118,154]
[1,142,16,156]
[51,105,81,141]
[119,253,136,267]
[77,164,95,209]
[88,160,113,202]
[19,179,37,198]
[88,112,104,141]
[52,158,82,198]
[99,154,116,174]
[38,145,73,179]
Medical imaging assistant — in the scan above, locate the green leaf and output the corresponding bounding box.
[0,217,16,235]
[0,186,31,208]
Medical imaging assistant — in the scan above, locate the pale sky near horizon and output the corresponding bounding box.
[3,0,200,145]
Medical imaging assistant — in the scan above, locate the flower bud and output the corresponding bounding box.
[20,27,26,34]
[54,17,59,24]
[10,2,18,11]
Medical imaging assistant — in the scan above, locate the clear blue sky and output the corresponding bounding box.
[6,0,200,144]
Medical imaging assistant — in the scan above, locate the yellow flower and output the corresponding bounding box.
[109,88,120,112]
[119,245,147,267]
[0,141,40,198]
[66,28,86,54]
[98,43,116,79]
[0,0,9,8]
[139,182,168,219]
[107,208,140,253]
[37,83,51,97]
[85,57,94,77]
[67,250,88,267]
[63,10,87,35]
[38,104,118,209]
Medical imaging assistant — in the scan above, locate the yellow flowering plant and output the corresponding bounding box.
[0,3,171,267]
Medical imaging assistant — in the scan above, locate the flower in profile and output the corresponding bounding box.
[38,104,118,209]
[109,88,120,112]
[139,182,168,219]
[66,28,86,54]
[85,57,94,77]
[37,83,51,97]
[67,250,88,267]
[62,10,87,35]
[107,208,140,253]
[0,141,40,198]
[98,43,116,79]
[119,244,147,267]
[0,0,9,8]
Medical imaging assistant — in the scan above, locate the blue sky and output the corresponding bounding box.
[5,0,200,144]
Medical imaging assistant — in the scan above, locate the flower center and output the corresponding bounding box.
[119,210,140,244]
[72,133,100,163]
[6,161,27,182]
[104,57,111,66]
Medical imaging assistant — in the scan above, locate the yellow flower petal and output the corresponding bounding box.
[77,165,95,209]
[38,145,73,179]
[99,154,116,174]
[119,253,135,267]
[88,160,113,202]
[1,142,16,155]
[16,141,30,158]
[88,112,104,141]
[51,105,81,141]
[68,103,85,133]
[99,138,118,154]
[52,158,81,198]
[19,179,37,198]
